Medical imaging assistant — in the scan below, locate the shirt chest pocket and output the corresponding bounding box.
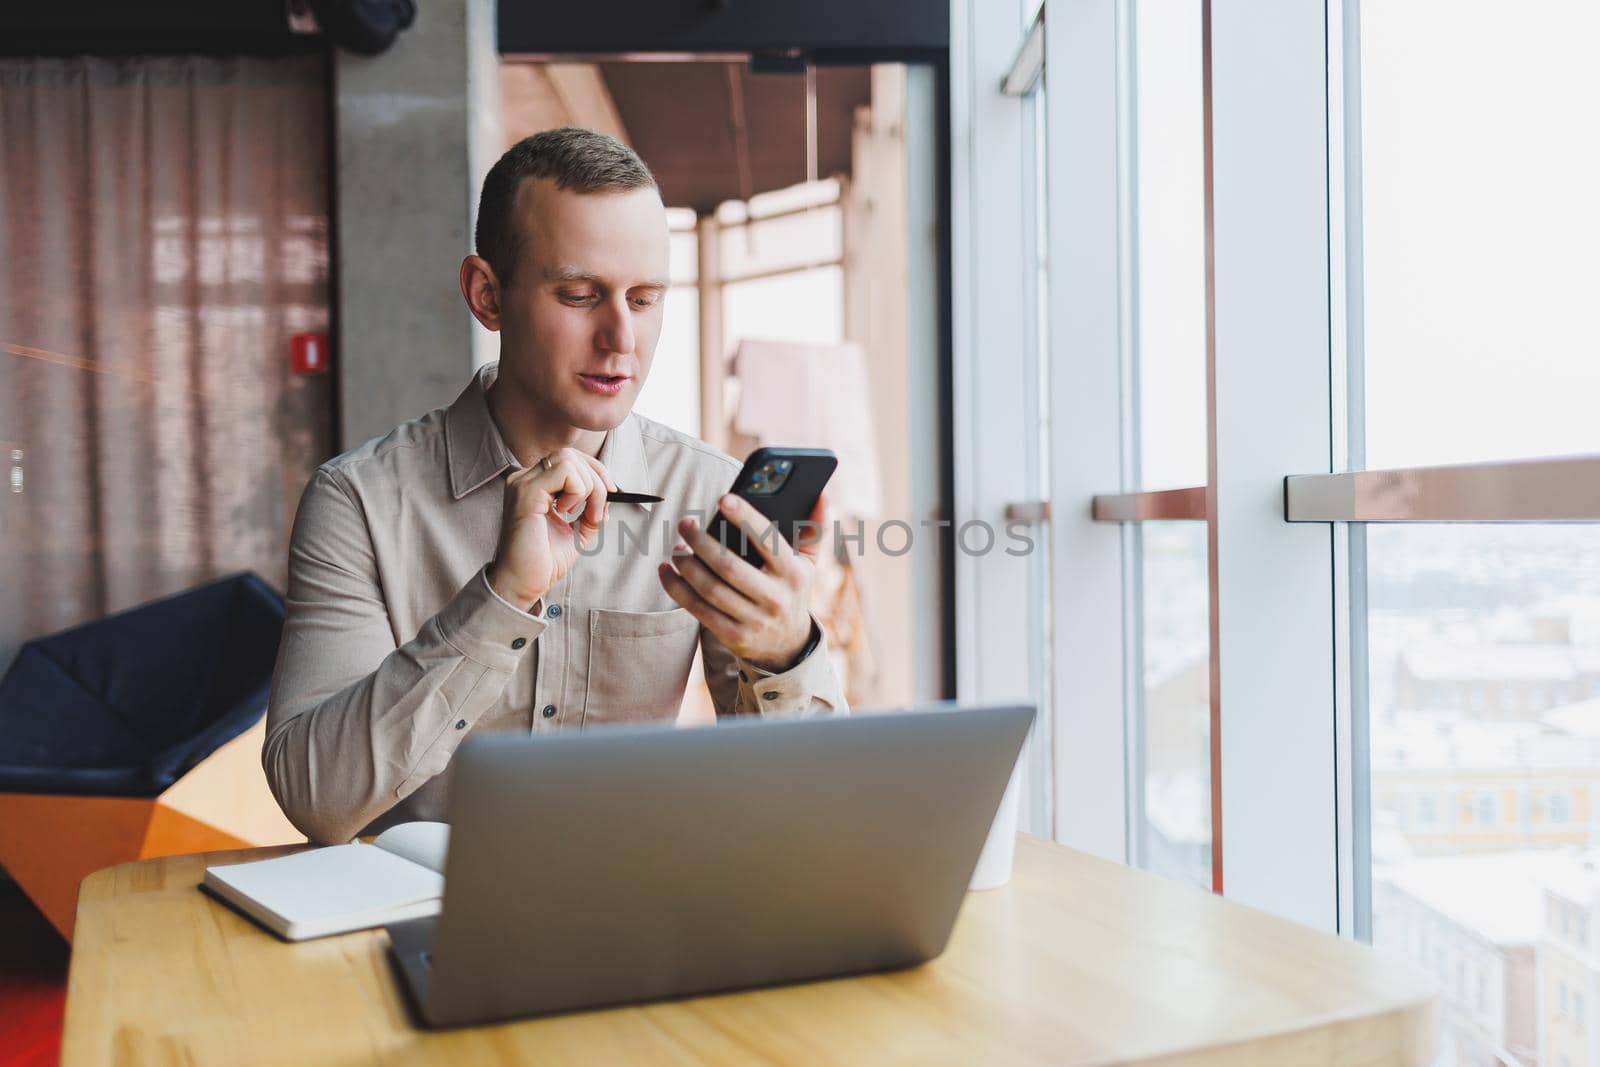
[583,607,701,726]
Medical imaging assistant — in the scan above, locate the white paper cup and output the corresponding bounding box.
[968,761,1022,891]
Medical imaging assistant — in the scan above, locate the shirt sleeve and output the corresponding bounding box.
[700,616,849,719]
[262,469,546,844]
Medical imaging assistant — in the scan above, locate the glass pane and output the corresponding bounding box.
[1366,525,1600,1067]
[634,286,699,436]
[719,203,842,282]
[1136,522,1212,888]
[1020,79,1054,835]
[722,266,844,349]
[1132,0,1207,490]
[1357,2,1600,467]
[669,228,698,287]
[1124,0,1209,890]
[715,177,841,225]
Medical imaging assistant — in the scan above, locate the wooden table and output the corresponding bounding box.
[62,836,1436,1066]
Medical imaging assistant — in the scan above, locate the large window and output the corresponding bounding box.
[966,0,1599,996]
[1345,4,1600,1066]
[1123,0,1210,889]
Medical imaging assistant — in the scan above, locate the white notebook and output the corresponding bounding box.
[201,822,449,941]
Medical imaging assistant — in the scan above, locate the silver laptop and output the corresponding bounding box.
[387,703,1034,1028]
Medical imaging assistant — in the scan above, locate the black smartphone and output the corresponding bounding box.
[706,447,837,567]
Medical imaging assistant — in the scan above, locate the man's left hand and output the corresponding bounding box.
[658,493,823,673]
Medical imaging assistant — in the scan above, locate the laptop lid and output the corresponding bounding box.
[417,703,1034,1027]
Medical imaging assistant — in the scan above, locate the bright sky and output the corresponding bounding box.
[1135,0,1600,487]
[1359,0,1600,468]
[1134,0,1208,490]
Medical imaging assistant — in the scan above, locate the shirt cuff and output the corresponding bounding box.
[432,566,548,674]
[482,569,544,620]
[736,620,836,714]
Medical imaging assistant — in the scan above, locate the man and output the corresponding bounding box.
[264,128,846,845]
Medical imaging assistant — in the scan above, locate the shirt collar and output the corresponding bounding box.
[445,362,654,510]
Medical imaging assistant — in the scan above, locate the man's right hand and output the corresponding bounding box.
[485,447,616,611]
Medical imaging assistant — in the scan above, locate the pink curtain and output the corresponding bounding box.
[0,56,332,668]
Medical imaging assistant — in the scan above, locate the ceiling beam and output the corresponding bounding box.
[544,64,631,146]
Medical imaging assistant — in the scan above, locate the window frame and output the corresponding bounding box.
[949,0,1059,841]
[952,0,1131,858]
[1038,0,1130,861]
[1094,0,1343,923]
[957,0,1600,940]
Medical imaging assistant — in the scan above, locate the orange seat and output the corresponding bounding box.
[0,718,302,940]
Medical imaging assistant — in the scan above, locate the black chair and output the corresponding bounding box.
[0,572,285,796]
[0,572,288,939]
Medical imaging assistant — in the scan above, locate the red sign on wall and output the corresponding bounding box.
[290,333,330,375]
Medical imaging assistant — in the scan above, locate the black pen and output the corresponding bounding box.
[606,490,663,504]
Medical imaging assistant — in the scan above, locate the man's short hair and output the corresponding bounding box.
[474,127,657,284]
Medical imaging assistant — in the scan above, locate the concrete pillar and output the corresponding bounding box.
[333,0,500,451]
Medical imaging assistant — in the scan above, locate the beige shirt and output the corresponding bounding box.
[264,363,846,844]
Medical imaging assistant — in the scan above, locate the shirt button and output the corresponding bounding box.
[762,691,780,701]
[455,719,467,730]
[542,704,557,719]
[511,637,527,650]
[546,604,562,619]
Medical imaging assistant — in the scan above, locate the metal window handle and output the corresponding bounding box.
[1283,455,1600,522]
[8,449,20,495]
[1004,500,1051,524]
